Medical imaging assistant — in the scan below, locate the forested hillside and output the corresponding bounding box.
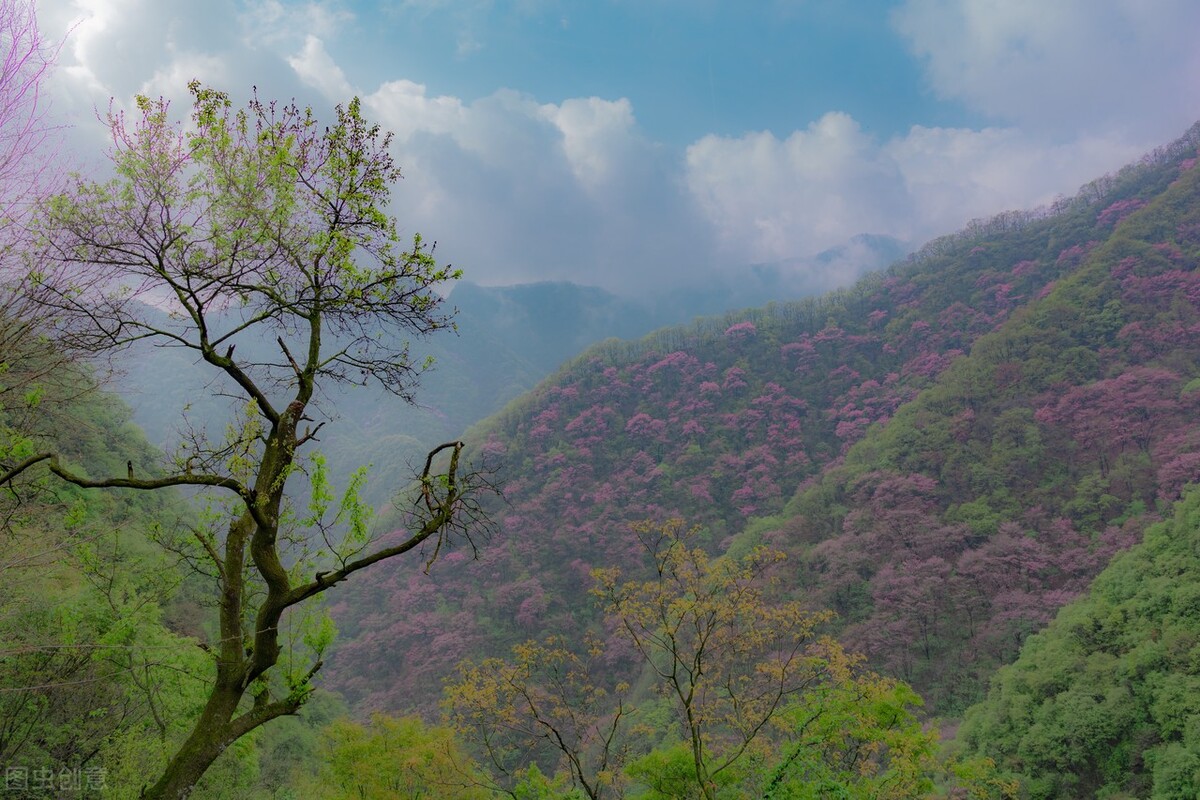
[955,487,1200,798]
[6,59,1200,797]
[2,120,1197,800]
[784,152,1200,711]
[114,239,905,514]
[327,124,1200,726]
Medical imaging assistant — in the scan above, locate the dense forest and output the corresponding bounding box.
[332,122,1200,701]
[322,122,1200,797]
[5,2,1200,793]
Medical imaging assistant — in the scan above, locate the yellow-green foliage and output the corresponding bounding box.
[289,714,490,799]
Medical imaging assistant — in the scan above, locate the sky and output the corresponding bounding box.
[31,0,1200,295]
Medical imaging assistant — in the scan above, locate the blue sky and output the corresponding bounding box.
[332,1,972,145]
[35,0,1200,293]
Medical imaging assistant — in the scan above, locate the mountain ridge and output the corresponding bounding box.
[325,123,1200,722]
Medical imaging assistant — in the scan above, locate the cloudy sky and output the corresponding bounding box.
[32,0,1200,294]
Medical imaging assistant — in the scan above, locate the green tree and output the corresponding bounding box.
[755,674,935,799]
[2,83,486,798]
[289,714,491,799]
[0,0,85,494]
[956,487,1200,798]
[0,385,254,797]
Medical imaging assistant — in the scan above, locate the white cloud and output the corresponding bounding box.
[49,0,181,105]
[39,0,707,290]
[287,35,353,100]
[32,0,1200,296]
[239,0,354,49]
[681,0,1200,268]
[538,96,637,189]
[138,53,235,102]
[365,79,467,140]
[893,0,1200,142]
[363,86,714,290]
[682,114,1153,265]
[686,113,907,261]
[884,125,1143,226]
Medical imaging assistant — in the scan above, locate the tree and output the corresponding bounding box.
[0,0,75,457]
[446,520,939,799]
[444,634,632,799]
[754,667,935,798]
[0,0,70,382]
[0,0,54,203]
[592,520,839,800]
[290,714,491,799]
[2,83,486,798]
[956,488,1200,798]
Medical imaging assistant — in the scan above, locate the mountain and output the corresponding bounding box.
[955,487,1200,798]
[325,123,1200,723]
[447,281,654,373]
[114,236,901,509]
[13,114,1200,798]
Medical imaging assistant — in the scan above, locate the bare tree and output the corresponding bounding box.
[0,0,56,222]
[3,82,489,798]
[0,0,71,403]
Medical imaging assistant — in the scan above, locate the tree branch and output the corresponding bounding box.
[41,457,252,502]
[286,441,465,607]
[226,663,321,742]
[276,335,302,377]
[0,451,51,485]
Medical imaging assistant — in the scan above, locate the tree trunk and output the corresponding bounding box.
[141,682,242,800]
